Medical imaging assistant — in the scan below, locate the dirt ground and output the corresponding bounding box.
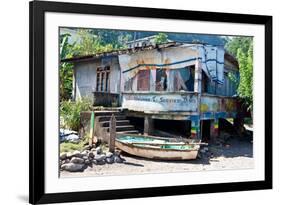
[60,136,253,178]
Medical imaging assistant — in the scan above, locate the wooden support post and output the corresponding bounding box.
[89,111,95,146]
[194,58,202,93]
[109,114,116,153]
[144,116,154,135]
[210,118,219,139]
[194,57,202,139]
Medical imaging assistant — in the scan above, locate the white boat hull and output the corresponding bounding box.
[115,140,199,160]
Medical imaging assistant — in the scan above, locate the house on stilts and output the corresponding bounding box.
[61,41,240,141]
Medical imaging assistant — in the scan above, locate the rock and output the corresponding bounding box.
[114,150,121,156]
[81,150,89,156]
[65,159,70,163]
[114,155,124,163]
[94,154,106,162]
[60,152,67,160]
[82,156,88,160]
[88,152,94,158]
[72,150,86,158]
[93,159,106,165]
[70,157,84,164]
[61,163,85,172]
[106,152,113,158]
[105,156,114,164]
[66,152,72,158]
[96,147,102,155]
[83,145,92,150]
[85,159,91,165]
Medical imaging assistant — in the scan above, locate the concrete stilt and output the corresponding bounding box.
[191,117,201,139]
[210,118,219,139]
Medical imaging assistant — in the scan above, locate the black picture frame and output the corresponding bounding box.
[29,0,272,204]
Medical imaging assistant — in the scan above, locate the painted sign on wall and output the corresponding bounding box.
[122,93,198,112]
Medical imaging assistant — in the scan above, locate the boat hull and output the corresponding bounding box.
[115,140,199,160]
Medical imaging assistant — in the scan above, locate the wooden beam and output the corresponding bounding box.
[109,114,116,152]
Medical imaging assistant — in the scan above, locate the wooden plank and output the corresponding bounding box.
[89,111,95,146]
[109,114,116,152]
[129,141,207,146]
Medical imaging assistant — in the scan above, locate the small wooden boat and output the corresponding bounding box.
[115,134,204,160]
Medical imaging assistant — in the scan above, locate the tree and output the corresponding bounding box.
[153,33,168,44]
[226,37,253,112]
[59,33,74,100]
[72,29,114,56]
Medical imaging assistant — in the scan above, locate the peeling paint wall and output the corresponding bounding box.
[75,60,97,100]
[200,95,237,119]
[122,92,198,112]
[74,56,120,101]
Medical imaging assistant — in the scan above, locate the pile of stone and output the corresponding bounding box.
[198,146,214,159]
[60,146,125,172]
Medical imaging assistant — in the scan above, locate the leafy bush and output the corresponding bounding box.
[60,98,92,131]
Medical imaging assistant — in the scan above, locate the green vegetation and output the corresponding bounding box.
[60,141,85,153]
[60,33,74,100]
[72,29,114,56]
[60,132,91,152]
[226,37,253,113]
[153,33,168,44]
[60,98,92,131]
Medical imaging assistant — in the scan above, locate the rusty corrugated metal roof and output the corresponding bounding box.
[61,41,238,68]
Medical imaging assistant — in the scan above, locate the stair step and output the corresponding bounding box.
[105,125,135,132]
[116,130,139,134]
[100,120,130,127]
[94,111,123,117]
[98,115,126,122]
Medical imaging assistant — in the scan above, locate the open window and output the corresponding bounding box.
[156,69,168,91]
[137,70,150,91]
[171,66,195,92]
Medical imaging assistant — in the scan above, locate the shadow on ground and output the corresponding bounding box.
[120,135,253,166]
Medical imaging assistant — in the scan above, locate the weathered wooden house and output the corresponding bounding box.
[62,42,239,140]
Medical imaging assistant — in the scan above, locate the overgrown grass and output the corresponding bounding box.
[60,141,85,153]
[60,98,92,131]
[60,133,90,153]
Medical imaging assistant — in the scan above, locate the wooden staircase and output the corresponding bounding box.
[94,110,139,142]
